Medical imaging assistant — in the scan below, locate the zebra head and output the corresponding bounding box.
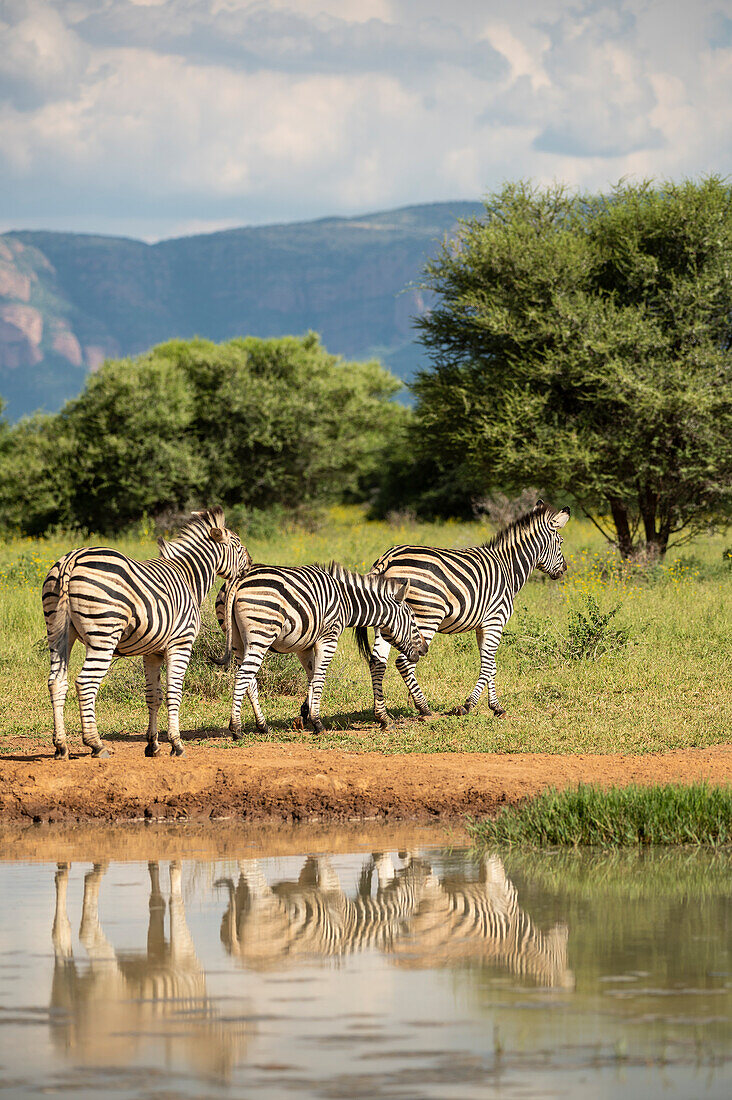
[533,500,570,579]
[381,580,429,663]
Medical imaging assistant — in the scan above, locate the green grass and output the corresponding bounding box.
[468,783,732,846]
[1,505,730,755]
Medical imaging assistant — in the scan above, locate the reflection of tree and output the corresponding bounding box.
[50,861,251,1081]
[217,852,574,989]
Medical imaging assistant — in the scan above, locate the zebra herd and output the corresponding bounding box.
[42,499,570,759]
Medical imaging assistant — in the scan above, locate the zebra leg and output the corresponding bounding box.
[452,625,506,717]
[229,639,271,739]
[369,629,393,728]
[394,624,437,720]
[246,679,270,737]
[143,654,164,757]
[48,627,77,760]
[295,648,315,729]
[164,642,194,757]
[75,640,121,758]
[305,634,339,735]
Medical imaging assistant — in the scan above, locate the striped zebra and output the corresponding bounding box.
[214,561,427,737]
[42,507,250,760]
[354,500,570,725]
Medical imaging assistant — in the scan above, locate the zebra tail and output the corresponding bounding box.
[354,626,372,663]
[47,555,74,653]
[210,576,238,670]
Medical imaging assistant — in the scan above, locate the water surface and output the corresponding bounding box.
[0,828,729,1098]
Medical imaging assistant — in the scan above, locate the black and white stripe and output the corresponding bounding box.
[215,561,427,737]
[355,500,570,725]
[42,507,250,760]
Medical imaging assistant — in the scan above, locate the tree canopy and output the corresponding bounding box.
[0,334,407,534]
[413,178,732,555]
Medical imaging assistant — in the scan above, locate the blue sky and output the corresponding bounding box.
[1,0,731,241]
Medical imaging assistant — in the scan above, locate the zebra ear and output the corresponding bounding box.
[208,526,229,543]
[393,580,410,603]
[551,508,571,529]
[533,499,545,512]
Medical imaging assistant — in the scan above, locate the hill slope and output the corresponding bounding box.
[0,201,482,420]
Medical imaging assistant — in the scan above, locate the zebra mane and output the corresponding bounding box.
[482,503,552,552]
[162,506,226,549]
[321,560,402,598]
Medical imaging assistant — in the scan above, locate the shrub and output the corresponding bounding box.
[468,783,732,846]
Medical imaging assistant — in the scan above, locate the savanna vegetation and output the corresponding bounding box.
[1,507,729,757]
[468,782,732,846]
[381,177,732,556]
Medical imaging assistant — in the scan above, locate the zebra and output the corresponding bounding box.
[354,500,570,726]
[42,506,251,761]
[213,561,427,737]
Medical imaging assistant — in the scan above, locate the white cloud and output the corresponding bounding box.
[0,0,731,238]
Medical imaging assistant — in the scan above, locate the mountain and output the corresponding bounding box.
[0,201,483,420]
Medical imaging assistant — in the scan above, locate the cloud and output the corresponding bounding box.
[0,0,91,110]
[0,0,731,239]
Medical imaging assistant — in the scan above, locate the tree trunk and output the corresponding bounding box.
[638,488,669,558]
[609,498,634,558]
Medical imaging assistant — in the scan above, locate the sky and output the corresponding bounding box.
[1,0,731,241]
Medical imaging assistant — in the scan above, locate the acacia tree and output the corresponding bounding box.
[414,178,732,556]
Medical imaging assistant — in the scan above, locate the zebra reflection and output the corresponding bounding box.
[51,861,250,1078]
[217,853,574,989]
[217,852,433,966]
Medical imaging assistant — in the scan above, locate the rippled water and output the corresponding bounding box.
[0,827,730,1099]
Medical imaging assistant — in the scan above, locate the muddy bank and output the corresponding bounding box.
[1,738,730,825]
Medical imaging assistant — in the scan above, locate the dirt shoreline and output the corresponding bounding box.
[1,737,730,826]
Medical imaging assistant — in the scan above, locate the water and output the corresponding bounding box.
[0,826,729,1099]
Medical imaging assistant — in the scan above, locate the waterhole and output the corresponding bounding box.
[0,824,729,1099]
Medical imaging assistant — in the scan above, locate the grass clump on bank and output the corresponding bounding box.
[469,783,732,847]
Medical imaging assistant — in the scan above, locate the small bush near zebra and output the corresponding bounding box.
[468,783,732,847]
[503,595,630,668]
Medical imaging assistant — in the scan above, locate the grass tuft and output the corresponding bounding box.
[468,782,732,847]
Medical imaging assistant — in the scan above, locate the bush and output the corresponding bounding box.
[0,335,408,534]
[468,782,732,847]
[504,595,630,669]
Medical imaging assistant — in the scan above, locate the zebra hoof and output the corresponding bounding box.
[91,747,110,759]
[450,705,469,717]
[144,743,161,757]
[170,741,186,758]
[311,723,324,736]
[256,723,270,737]
[229,727,243,741]
[495,710,508,720]
[54,745,69,760]
[417,710,434,722]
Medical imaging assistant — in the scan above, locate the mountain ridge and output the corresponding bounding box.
[0,200,483,420]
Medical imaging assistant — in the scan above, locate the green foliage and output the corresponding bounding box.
[469,783,732,846]
[504,595,630,668]
[0,335,407,534]
[414,178,732,554]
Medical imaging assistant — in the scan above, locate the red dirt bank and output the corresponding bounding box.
[1,739,730,824]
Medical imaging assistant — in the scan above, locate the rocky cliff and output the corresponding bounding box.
[0,201,482,419]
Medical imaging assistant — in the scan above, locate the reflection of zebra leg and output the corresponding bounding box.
[168,861,198,967]
[52,863,73,960]
[79,864,116,962]
[373,852,396,889]
[147,862,166,961]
